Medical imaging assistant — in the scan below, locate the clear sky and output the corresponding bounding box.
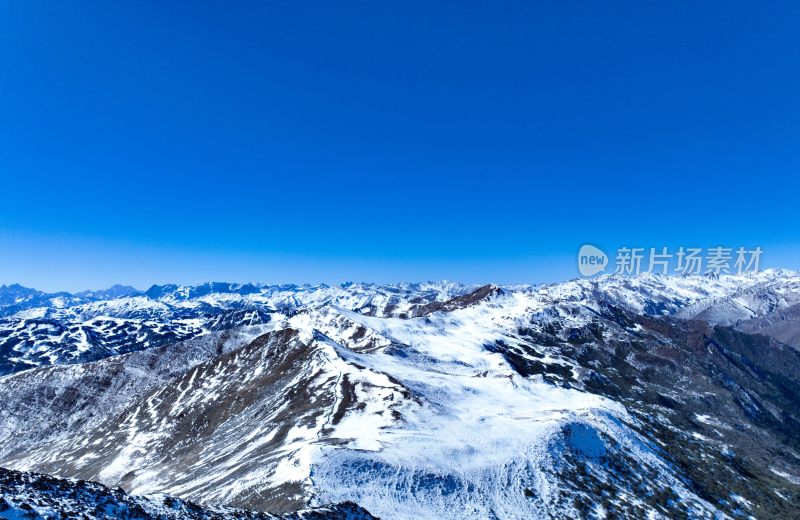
[1,1,799,291]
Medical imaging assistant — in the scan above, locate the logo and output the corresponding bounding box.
[576,244,763,277]
[578,244,608,277]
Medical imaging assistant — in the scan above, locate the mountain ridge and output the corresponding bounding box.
[2,271,800,518]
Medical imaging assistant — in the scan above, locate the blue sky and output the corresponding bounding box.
[1,1,799,291]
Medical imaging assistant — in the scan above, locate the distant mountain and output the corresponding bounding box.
[0,283,78,317]
[2,271,799,378]
[75,284,141,300]
[0,281,478,376]
[144,282,262,300]
[0,283,43,305]
[1,272,799,518]
[0,283,141,319]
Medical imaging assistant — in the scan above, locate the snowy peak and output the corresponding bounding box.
[3,272,800,376]
[144,282,262,301]
[75,284,140,300]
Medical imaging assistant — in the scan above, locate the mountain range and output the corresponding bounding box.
[1,271,800,519]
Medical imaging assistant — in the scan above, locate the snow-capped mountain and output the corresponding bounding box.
[0,281,477,376]
[4,272,800,377]
[2,271,800,519]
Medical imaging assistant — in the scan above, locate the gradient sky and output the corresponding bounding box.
[1,1,799,291]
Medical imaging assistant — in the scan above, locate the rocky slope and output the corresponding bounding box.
[0,467,376,519]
